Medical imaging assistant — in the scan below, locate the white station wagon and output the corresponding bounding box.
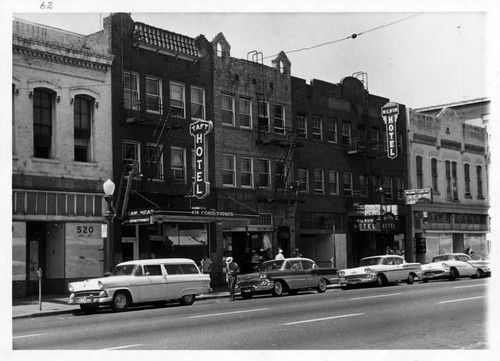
[68,258,212,313]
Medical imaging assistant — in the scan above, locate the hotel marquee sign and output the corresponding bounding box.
[190,119,213,199]
[381,102,399,160]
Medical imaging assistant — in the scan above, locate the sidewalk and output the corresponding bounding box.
[12,285,230,319]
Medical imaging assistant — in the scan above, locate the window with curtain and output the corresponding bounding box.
[171,147,186,182]
[74,95,92,162]
[222,155,236,186]
[33,88,53,158]
[191,87,205,119]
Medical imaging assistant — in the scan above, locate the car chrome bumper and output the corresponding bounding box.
[68,294,112,305]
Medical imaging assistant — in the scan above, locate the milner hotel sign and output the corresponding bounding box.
[381,102,399,160]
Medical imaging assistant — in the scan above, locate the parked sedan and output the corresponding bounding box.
[338,255,424,288]
[422,253,491,282]
[236,257,338,299]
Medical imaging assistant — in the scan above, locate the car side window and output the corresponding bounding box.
[180,264,199,274]
[457,255,469,262]
[144,265,162,276]
[133,265,144,276]
[301,260,312,270]
[284,261,292,270]
[289,260,302,270]
[381,258,389,265]
[394,257,403,265]
[164,264,183,275]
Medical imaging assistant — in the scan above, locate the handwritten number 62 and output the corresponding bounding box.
[40,2,54,9]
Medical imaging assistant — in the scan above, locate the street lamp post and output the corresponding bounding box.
[103,179,116,273]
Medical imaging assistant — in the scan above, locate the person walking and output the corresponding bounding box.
[226,257,240,301]
[275,248,285,260]
[201,255,212,274]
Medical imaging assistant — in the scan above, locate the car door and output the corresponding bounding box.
[142,264,167,302]
[301,260,317,288]
[455,255,477,276]
[393,257,408,281]
[163,264,185,299]
[287,260,306,289]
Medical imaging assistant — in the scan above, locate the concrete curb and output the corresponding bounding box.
[12,292,230,319]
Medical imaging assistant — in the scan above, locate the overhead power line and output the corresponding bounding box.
[264,13,423,59]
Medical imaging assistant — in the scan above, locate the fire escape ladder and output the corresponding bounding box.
[247,51,267,142]
[274,129,303,202]
[142,107,177,191]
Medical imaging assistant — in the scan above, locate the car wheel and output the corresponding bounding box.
[471,269,482,279]
[80,304,99,314]
[272,280,284,296]
[317,278,327,293]
[111,291,130,312]
[376,274,387,287]
[180,294,196,305]
[407,273,415,285]
[449,268,458,281]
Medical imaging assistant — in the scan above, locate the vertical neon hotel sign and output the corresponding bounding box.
[190,119,213,199]
[381,102,399,160]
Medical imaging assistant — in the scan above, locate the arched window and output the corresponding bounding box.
[74,95,93,162]
[33,88,54,158]
[216,43,223,57]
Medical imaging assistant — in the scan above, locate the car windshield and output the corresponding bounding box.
[359,257,384,266]
[110,264,142,276]
[258,260,284,272]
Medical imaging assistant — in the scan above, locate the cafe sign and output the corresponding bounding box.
[190,119,213,199]
[381,102,399,159]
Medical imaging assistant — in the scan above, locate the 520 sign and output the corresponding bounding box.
[76,225,94,237]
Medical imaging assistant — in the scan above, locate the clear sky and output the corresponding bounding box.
[4,0,498,109]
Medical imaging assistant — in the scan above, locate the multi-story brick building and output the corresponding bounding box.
[12,19,114,296]
[104,13,221,274]
[292,74,411,268]
[408,99,490,263]
[211,34,299,274]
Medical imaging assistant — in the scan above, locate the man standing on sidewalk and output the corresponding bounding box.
[225,257,240,301]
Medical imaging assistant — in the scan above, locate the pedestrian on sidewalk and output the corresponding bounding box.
[275,248,285,260]
[225,257,240,301]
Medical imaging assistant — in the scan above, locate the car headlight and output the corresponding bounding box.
[260,274,268,279]
[364,268,374,274]
[442,263,450,269]
[68,284,74,293]
[97,281,104,290]
[338,271,345,277]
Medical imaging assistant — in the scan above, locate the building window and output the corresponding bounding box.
[383,176,393,199]
[395,177,404,199]
[329,170,339,195]
[342,122,351,145]
[343,172,353,196]
[146,143,164,181]
[170,81,185,118]
[312,169,324,194]
[257,158,271,188]
[416,155,423,189]
[431,158,439,193]
[221,94,234,125]
[298,167,309,193]
[191,87,205,119]
[122,140,140,172]
[74,95,92,162]
[296,113,307,138]
[370,127,379,152]
[171,147,186,183]
[123,71,140,109]
[477,165,484,198]
[258,101,270,132]
[327,118,337,143]
[239,98,252,128]
[241,157,253,188]
[33,88,53,159]
[273,104,285,134]
[452,161,458,200]
[359,174,368,194]
[216,43,223,57]
[312,116,322,141]
[145,76,162,114]
[464,164,471,196]
[275,161,287,189]
[445,160,458,200]
[222,155,236,186]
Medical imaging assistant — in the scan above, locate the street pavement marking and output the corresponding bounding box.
[189,308,270,319]
[454,283,487,289]
[350,293,403,301]
[102,344,143,350]
[284,313,364,325]
[13,334,42,339]
[438,296,485,304]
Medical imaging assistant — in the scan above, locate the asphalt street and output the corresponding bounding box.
[12,278,489,350]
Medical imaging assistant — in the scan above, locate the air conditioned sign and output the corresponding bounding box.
[190,119,213,199]
[381,102,399,159]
